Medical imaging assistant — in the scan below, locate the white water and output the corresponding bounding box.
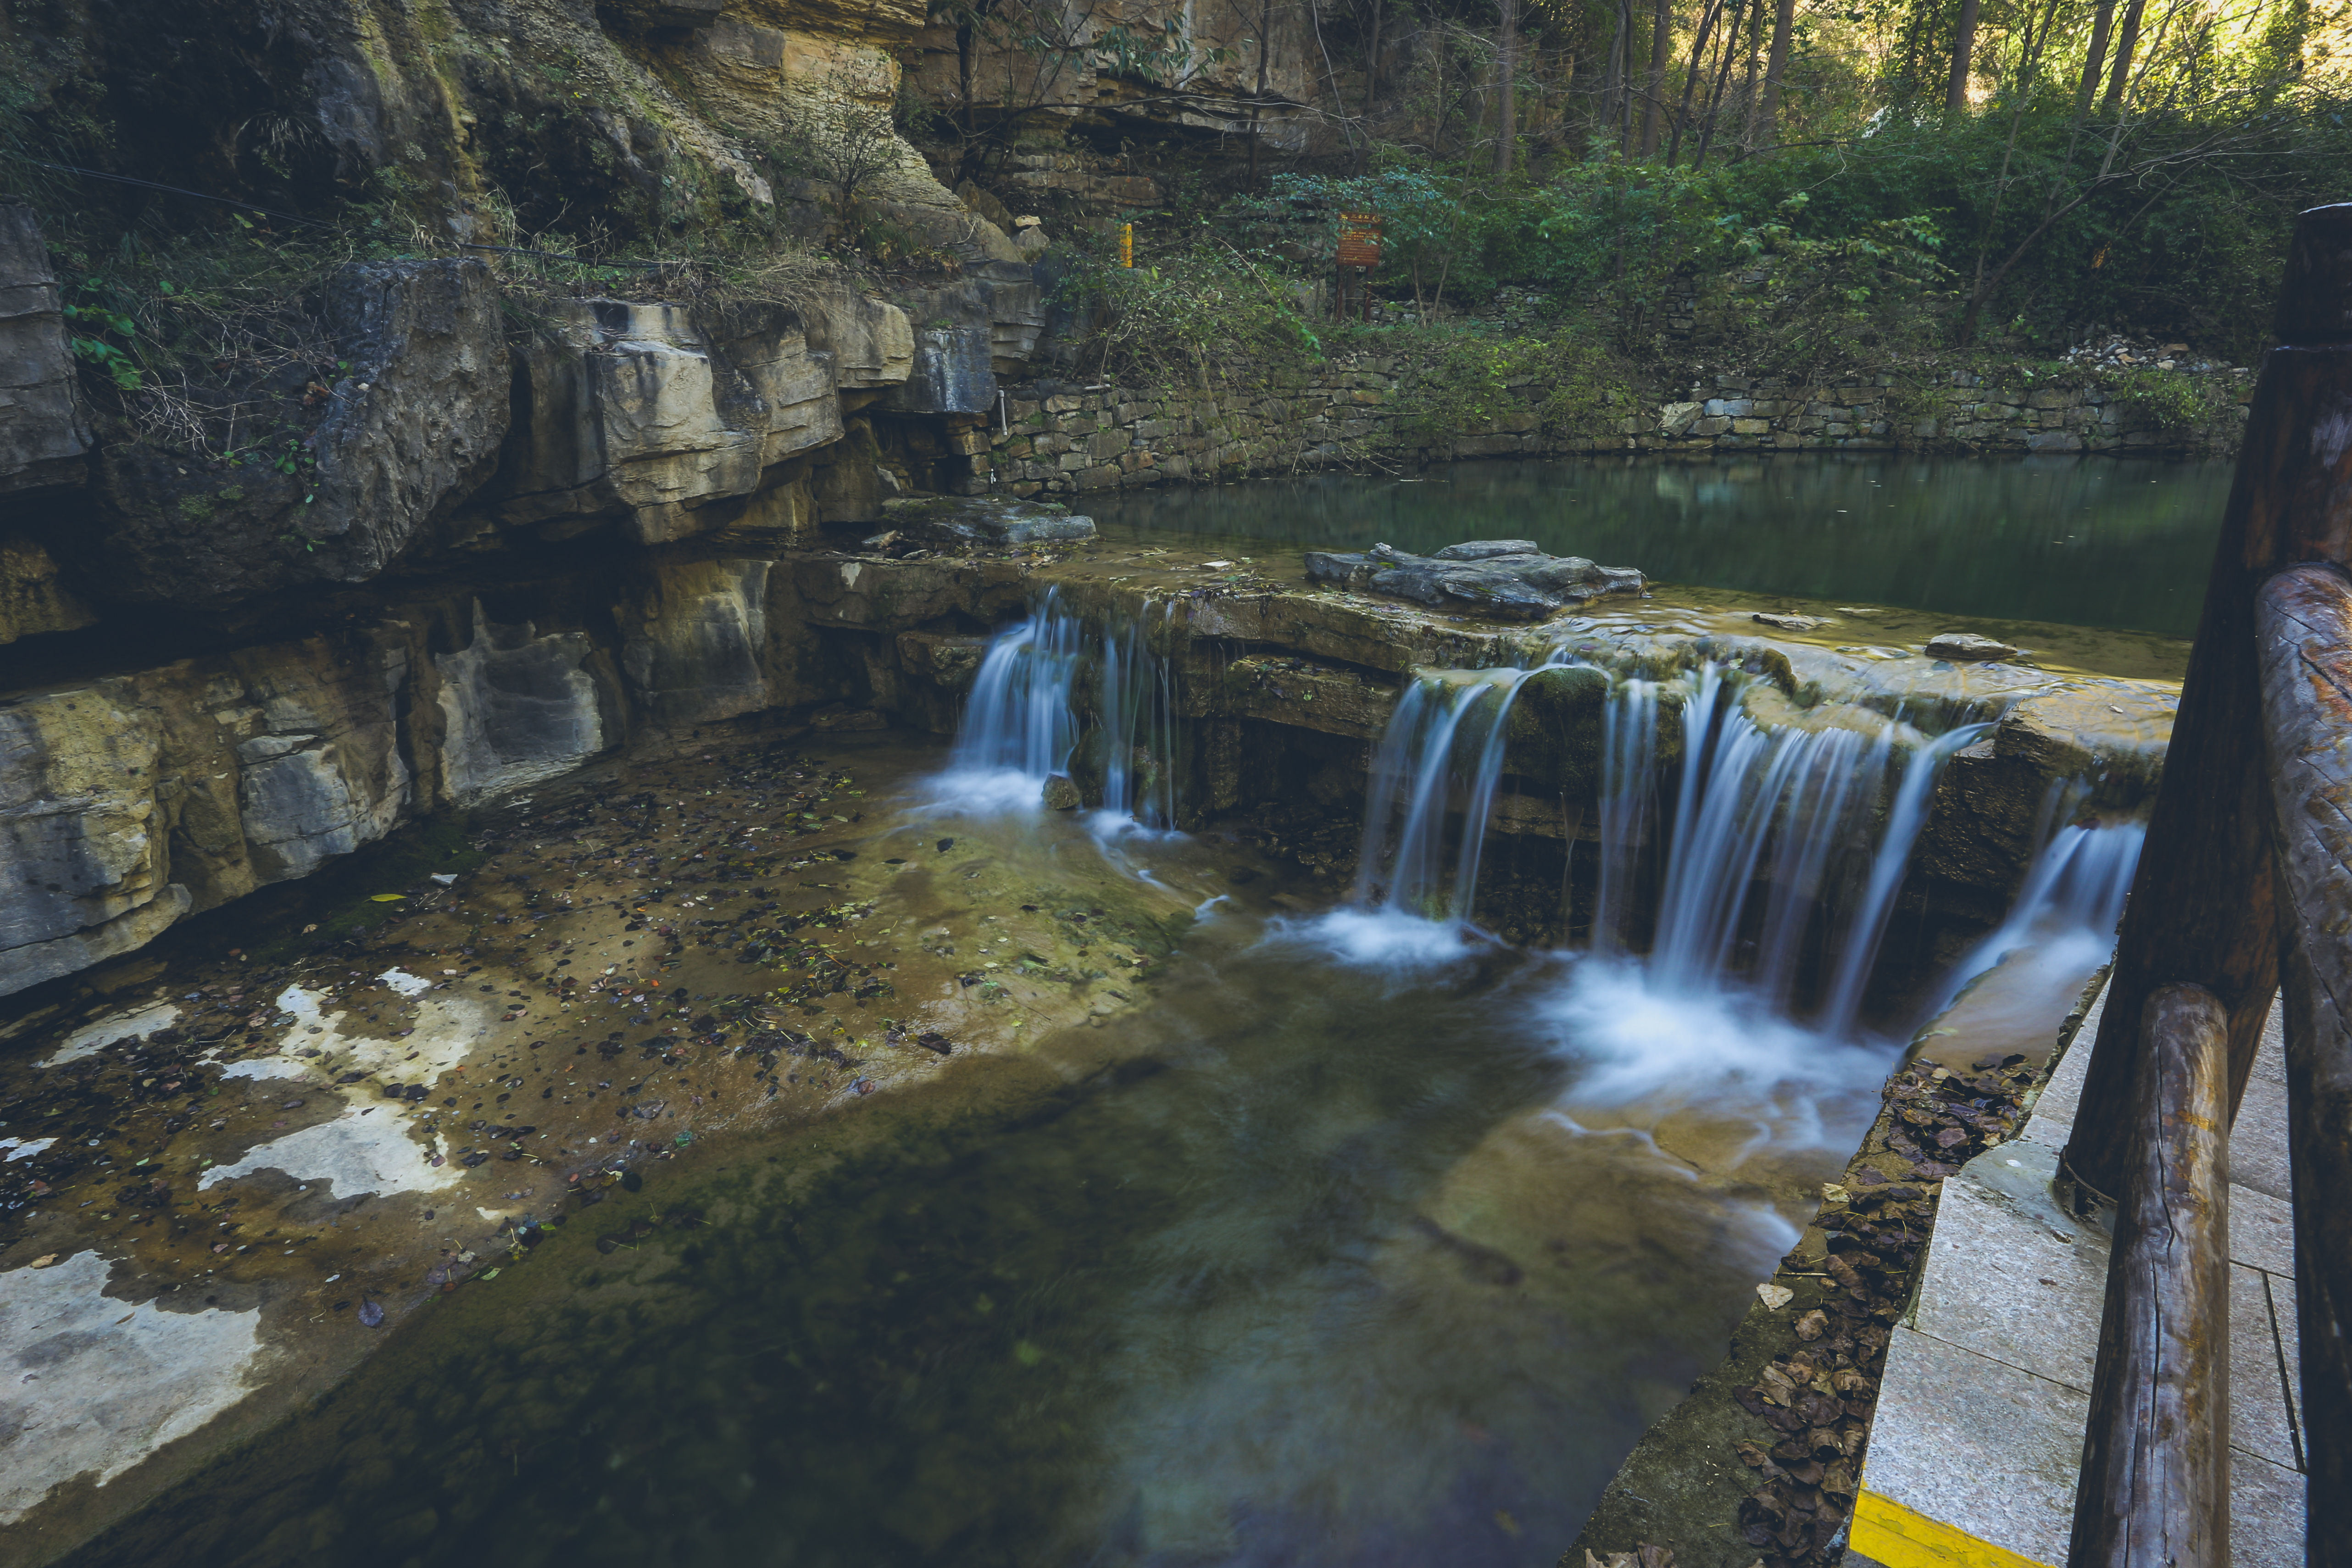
[942,598,2119,1061]
[1353,665,1555,923]
[1095,602,1182,828]
[1593,666,1986,1031]
[934,589,1088,814]
[1924,802,2145,1020]
[932,590,1183,824]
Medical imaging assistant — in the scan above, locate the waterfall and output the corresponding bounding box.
[1095,603,1182,828]
[1924,798,2146,1018]
[938,589,1182,826]
[940,589,1088,813]
[1815,719,1989,1038]
[1354,666,1550,924]
[1593,679,1659,955]
[1591,666,1984,1030]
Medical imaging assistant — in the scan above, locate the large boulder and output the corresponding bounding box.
[1306,539,1646,620]
[82,259,509,606]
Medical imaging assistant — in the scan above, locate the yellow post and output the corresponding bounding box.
[1121,223,1134,267]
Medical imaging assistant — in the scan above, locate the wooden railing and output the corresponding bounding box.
[2061,201,2352,1568]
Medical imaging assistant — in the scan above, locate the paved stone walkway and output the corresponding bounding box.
[1850,985,2306,1567]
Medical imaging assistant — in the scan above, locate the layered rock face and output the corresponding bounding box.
[0,175,1054,995]
[0,207,90,502]
[0,177,2172,1009]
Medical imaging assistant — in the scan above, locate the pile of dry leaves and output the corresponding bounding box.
[1729,1050,2043,1566]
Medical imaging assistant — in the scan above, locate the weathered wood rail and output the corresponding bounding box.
[2061,203,2352,1567]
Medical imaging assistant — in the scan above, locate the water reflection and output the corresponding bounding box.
[1090,457,2231,636]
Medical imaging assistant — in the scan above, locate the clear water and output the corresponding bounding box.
[78,789,1888,1568]
[1089,456,2233,637]
[59,501,2164,1566]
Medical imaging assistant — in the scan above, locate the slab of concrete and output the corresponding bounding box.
[1853,979,2306,1568]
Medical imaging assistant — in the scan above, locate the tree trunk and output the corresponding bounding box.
[1602,0,1629,150]
[1620,0,1640,149]
[1362,0,1383,124]
[2101,0,2147,112]
[1663,0,1724,166]
[1692,0,1749,167]
[1736,0,1766,150]
[1755,0,1795,150]
[1945,0,1982,111]
[1639,0,1673,155]
[2078,0,2118,114]
[1247,0,1275,185]
[1496,0,1519,172]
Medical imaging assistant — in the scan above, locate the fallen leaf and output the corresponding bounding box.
[1794,1309,1829,1341]
[1757,1282,1794,1310]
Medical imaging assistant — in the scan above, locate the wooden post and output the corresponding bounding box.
[2256,561,2352,1567]
[2060,202,2352,1198]
[2068,983,2233,1568]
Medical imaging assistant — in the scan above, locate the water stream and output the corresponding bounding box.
[1923,795,2146,1026]
[1354,667,1553,923]
[60,605,2148,1568]
[934,589,1183,828]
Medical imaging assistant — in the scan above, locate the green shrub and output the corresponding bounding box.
[1054,230,1322,384]
[1384,324,1632,448]
[2104,367,2229,434]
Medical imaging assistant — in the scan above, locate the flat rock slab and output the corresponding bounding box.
[877,495,1096,545]
[1304,539,1644,620]
[1925,632,2019,662]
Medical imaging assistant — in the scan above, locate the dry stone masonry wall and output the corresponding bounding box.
[986,356,2246,497]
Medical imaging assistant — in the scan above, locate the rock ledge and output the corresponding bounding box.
[1305,539,1645,619]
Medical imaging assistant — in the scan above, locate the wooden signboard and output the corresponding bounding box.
[1336,212,1382,269]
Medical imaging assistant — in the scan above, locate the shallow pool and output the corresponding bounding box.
[60,756,1886,1568]
[1089,457,2233,637]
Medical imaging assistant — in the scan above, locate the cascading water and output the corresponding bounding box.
[1592,678,1658,956]
[1925,793,2145,1017]
[937,589,1088,814]
[1093,602,1182,828]
[1353,664,1553,924]
[937,589,1184,827]
[1589,665,1986,1032]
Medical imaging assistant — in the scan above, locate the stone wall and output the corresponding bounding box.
[984,356,2250,498]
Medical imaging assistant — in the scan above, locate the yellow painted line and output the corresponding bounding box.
[1851,1490,2058,1568]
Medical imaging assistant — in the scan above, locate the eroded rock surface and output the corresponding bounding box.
[0,205,88,497]
[1307,539,1646,619]
[84,260,510,606]
[493,299,842,545]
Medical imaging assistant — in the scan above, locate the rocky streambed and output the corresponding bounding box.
[0,521,2185,1567]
